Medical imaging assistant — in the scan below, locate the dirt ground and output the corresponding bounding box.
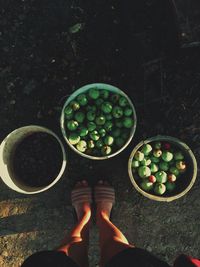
[0,1,200,266]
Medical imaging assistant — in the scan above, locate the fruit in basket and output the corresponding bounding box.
[174,152,184,160]
[155,171,167,183]
[141,179,153,191]
[69,133,80,145]
[67,120,79,131]
[77,94,88,106]
[153,149,162,158]
[149,175,156,183]
[166,181,176,191]
[168,174,176,182]
[154,183,166,195]
[76,140,87,152]
[138,166,151,178]
[176,160,186,171]
[101,102,113,114]
[64,87,134,157]
[159,161,169,171]
[162,151,173,162]
[141,144,152,156]
[134,151,144,161]
[89,88,100,99]
[131,141,188,196]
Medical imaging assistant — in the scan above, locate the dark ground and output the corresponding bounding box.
[0,0,200,266]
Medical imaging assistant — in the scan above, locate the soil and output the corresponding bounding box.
[13,133,63,187]
[0,0,200,266]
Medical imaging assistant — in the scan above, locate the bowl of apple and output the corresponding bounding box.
[128,136,197,201]
[60,83,137,159]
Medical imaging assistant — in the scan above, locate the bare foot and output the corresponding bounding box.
[72,180,92,221]
[95,180,115,225]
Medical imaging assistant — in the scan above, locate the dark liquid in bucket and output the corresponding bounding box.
[13,132,63,187]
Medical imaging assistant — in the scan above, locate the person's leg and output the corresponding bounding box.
[57,180,92,267]
[95,181,134,267]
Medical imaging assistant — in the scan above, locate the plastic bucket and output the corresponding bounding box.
[128,135,197,202]
[0,125,67,194]
[60,83,137,160]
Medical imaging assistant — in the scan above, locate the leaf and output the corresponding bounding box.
[69,23,84,34]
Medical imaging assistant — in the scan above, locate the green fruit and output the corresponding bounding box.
[101,145,112,155]
[87,111,96,121]
[134,151,144,161]
[124,107,133,116]
[168,174,177,182]
[169,167,180,176]
[99,128,106,137]
[77,94,88,106]
[122,131,129,140]
[110,94,120,103]
[95,98,104,106]
[88,140,95,149]
[174,152,184,161]
[115,120,123,128]
[89,88,100,99]
[67,120,79,131]
[96,139,104,148]
[123,117,134,128]
[70,101,80,111]
[65,113,73,120]
[119,96,128,107]
[68,133,80,145]
[150,163,159,173]
[176,160,186,171]
[153,149,162,158]
[138,166,151,178]
[132,160,140,168]
[141,158,151,166]
[154,142,162,149]
[154,183,166,195]
[159,161,169,172]
[150,156,160,163]
[87,122,96,132]
[100,90,109,99]
[104,121,113,132]
[79,127,88,137]
[95,116,106,125]
[90,130,100,141]
[162,151,173,162]
[112,128,121,138]
[74,112,85,123]
[155,171,167,183]
[86,105,96,112]
[104,136,114,146]
[101,102,113,114]
[115,137,125,147]
[140,179,153,191]
[166,181,176,192]
[76,140,87,152]
[64,106,73,115]
[112,106,123,119]
[141,144,153,156]
[106,114,112,120]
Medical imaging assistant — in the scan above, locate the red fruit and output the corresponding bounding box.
[163,143,171,150]
[149,175,156,183]
[168,174,176,183]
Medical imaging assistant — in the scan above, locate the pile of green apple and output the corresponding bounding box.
[132,142,187,195]
[64,88,134,156]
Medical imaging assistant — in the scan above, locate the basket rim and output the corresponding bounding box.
[128,135,198,202]
[60,83,137,160]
